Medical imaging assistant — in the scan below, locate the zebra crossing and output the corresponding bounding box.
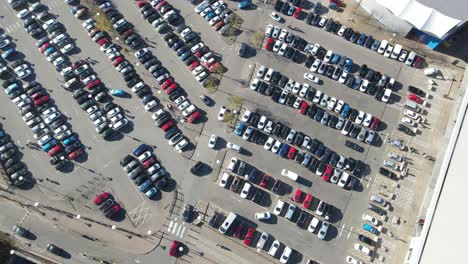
[2,21,21,34]
[167,217,187,239]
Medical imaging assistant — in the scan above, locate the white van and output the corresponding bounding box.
[281,169,298,181]
[377,40,388,54]
[218,212,237,234]
[391,44,402,59]
[337,172,350,188]
[405,51,417,66]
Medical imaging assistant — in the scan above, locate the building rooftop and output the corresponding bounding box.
[418,0,468,21]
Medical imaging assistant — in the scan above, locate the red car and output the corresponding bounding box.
[165,83,178,94]
[34,95,49,106]
[31,91,45,100]
[259,174,271,188]
[213,20,224,31]
[93,192,110,205]
[408,93,424,104]
[97,38,109,46]
[303,193,312,208]
[39,43,50,53]
[287,146,297,159]
[370,117,380,130]
[72,60,87,70]
[209,62,222,73]
[293,189,303,202]
[412,56,423,68]
[68,148,84,160]
[265,37,274,51]
[169,240,180,257]
[330,0,344,7]
[161,79,174,90]
[161,120,174,132]
[105,205,121,218]
[322,164,333,181]
[122,29,134,40]
[299,101,308,114]
[243,227,255,246]
[86,79,101,89]
[187,111,200,123]
[137,0,147,8]
[155,1,167,10]
[143,156,157,169]
[195,47,209,58]
[293,7,302,18]
[111,56,124,67]
[187,61,199,71]
[47,145,62,157]
[233,224,245,238]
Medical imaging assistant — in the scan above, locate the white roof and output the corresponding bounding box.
[376,0,461,38]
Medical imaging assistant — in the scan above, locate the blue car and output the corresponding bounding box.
[314,108,324,122]
[63,135,77,146]
[44,47,56,56]
[139,179,153,192]
[179,51,191,61]
[145,187,158,198]
[41,140,57,152]
[234,122,245,136]
[314,144,325,156]
[278,144,289,158]
[338,56,347,68]
[0,130,5,138]
[340,104,350,117]
[314,2,322,14]
[287,5,296,16]
[172,40,183,51]
[110,89,127,97]
[238,0,252,9]
[2,48,15,59]
[331,54,341,64]
[6,84,19,95]
[132,144,150,156]
[344,59,353,72]
[352,77,362,90]
[363,223,378,234]
[205,12,216,21]
[357,33,366,46]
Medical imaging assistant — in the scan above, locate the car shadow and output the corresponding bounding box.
[296,176,312,187]
[119,120,134,134]
[322,223,338,241]
[161,177,177,193]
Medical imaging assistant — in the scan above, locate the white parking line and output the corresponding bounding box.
[366,176,372,188]
[339,224,346,237]
[179,226,186,238]
[172,222,178,234]
[176,223,183,236]
[347,226,353,239]
[167,220,174,232]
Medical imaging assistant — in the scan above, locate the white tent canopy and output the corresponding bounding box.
[376,0,461,38]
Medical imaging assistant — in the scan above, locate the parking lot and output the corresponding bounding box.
[0,0,464,264]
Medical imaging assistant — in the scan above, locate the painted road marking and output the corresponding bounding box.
[339,224,345,237]
[172,222,178,234]
[167,220,174,232]
[347,226,353,239]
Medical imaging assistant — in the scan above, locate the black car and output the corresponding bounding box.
[284,47,294,59]
[308,158,320,172]
[352,160,365,177]
[305,88,316,100]
[99,198,114,212]
[345,75,355,88]
[328,116,338,127]
[46,244,64,256]
[190,161,204,175]
[305,13,315,25]
[209,211,221,227]
[344,28,354,40]
[238,43,248,58]
[311,14,320,26]
[293,132,304,146]
[408,85,426,97]
[364,36,374,48]
[252,188,264,204]
[281,2,290,15]
[271,71,282,84]
[324,19,334,32]
[369,203,386,216]
[349,126,361,138]
[272,180,282,194]
[295,152,304,164]
[379,167,397,179]
[182,204,193,223]
[307,105,317,119]
[398,124,416,136]
[278,76,289,88]
[349,109,359,121]
[296,210,308,229]
[286,94,296,107]
[325,65,335,78]
[350,31,360,43]
[358,234,375,246]
[291,49,302,63]
[344,140,364,152]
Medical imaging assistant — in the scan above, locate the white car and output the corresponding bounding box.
[381,88,392,103]
[278,43,287,56]
[264,120,274,134]
[217,106,227,121]
[324,50,333,63]
[318,222,329,240]
[278,90,288,104]
[327,97,337,110]
[401,117,416,127]
[241,110,252,122]
[304,73,320,83]
[346,256,364,264]
[362,213,380,226]
[175,139,188,151]
[227,142,241,152]
[272,200,285,215]
[307,217,319,232]
[310,59,321,72]
[17,9,30,19]
[292,81,301,94]
[112,118,128,130]
[145,100,158,111]
[250,78,259,91]
[243,126,254,140]
[270,12,282,22]
[278,29,288,41]
[271,140,282,153]
[384,45,393,58]
[318,16,327,27]
[254,212,271,220]
[240,183,251,198]
[257,65,267,78]
[299,85,309,97]
[363,113,372,127]
[330,169,341,184]
[264,68,274,82]
[359,79,369,92]
[268,240,281,257]
[265,24,273,37]
[312,90,322,103]
[264,137,275,150]
[293,97,302,108]
[219,172,231,188]
[334,100,344,113]
[338,71,348,84]
[273,40,282,53]
[191,65,204,76]
[370,194,387,206]
[355,111,365,124]
[272,26,280,38]
[208,134,217,149]
[208,16,220,26]
[404,109,420,120]
[377,40,388,54]
[337,26,346,36]
[310,43,320,55]
[280,247,292,264]
[181,27,192,38]
[354,243,371,255]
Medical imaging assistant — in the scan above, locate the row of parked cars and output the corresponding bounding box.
[250,65,380,145]
[0,123,31,187]
[194,0,234,35]
[93,192,121,219]
[299,2,424,68]
[120,144,171,198]
[264,25,395,104]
